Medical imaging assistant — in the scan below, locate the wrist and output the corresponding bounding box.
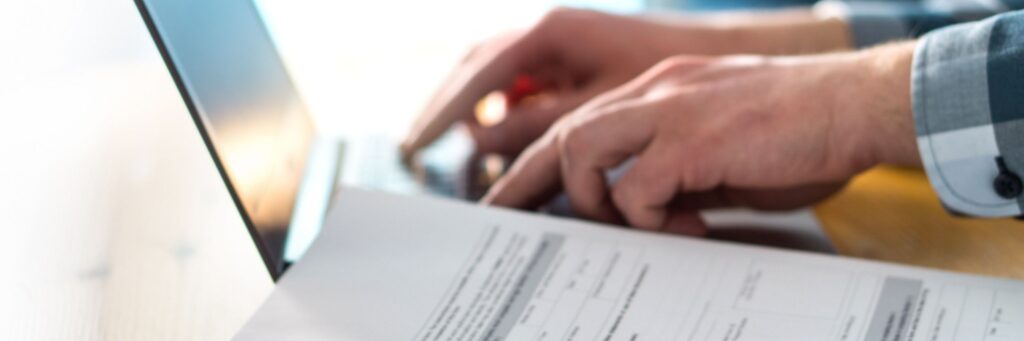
[845,41,921,169]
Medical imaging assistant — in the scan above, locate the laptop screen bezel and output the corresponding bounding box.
[133,0,295,281]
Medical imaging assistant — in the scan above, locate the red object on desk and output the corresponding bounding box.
[504,74,542,107]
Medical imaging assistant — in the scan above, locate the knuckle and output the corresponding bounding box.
[646,55,708,82]
[611,176,646,211]
[537,7,574,30]
[652,56,690,74]
[557,123,591,158]
[537,7,603,33]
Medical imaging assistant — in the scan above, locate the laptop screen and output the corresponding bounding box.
[136,0,314,278]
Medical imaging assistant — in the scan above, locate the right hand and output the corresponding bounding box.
[482,43,919,234]
[400,8,732,158]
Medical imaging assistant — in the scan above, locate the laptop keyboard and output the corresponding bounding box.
[341,134,459,197]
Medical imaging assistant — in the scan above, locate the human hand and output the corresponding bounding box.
[400,8,852,160]
[482,42,920,236]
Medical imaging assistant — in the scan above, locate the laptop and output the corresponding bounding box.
[132,0,495,279]
[135,1,1024,339]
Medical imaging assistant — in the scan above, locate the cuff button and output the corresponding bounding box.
[994,171,1023,199]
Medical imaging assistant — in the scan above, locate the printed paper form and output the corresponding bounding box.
[236,188,1024,341]
[413,225,1024,341]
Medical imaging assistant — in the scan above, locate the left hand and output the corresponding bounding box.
[400,8,853,160]
[482,42,920,236]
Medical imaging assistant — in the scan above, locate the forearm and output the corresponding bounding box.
[644,8,854,55]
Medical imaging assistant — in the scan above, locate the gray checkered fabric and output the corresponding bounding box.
[819,0,1024,48]
[913,11,1024,217]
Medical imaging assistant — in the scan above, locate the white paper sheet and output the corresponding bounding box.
[236,188,1024,341]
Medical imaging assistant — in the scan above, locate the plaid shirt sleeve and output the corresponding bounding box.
[815,0,1024,48]
[912,10,1024,217]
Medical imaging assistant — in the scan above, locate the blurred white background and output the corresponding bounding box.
[256,0,644,137]
[0,0,645,136]
[0,0,644,339]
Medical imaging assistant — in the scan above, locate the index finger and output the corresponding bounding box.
[481,132,561,209]
[401,31,540,158]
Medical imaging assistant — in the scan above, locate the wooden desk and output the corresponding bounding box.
[816,166,1024,280]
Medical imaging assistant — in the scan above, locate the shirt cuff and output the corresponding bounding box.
[912,13,1024,217]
